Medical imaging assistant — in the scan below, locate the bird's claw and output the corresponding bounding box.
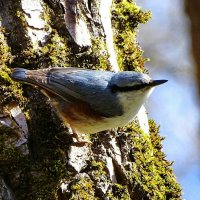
[71,140,92,147]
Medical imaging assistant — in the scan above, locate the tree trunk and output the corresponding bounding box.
[185,0,200,97]
[0,0,181,199]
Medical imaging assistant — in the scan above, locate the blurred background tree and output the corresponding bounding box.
[185,0,200,97]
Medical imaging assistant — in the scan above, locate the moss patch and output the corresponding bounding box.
[123,121,182,199]
[0,129,23,162]
[74,37,110,70]
[107,184,131,200]
[0,32,25,105]
[112,0,151,72]
[69,176,96,200]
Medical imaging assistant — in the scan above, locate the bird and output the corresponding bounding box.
[11,67,167,145]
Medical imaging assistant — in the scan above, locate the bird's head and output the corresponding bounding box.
[109,71,167,101]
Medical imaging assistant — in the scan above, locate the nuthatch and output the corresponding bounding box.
[11,67,167,145]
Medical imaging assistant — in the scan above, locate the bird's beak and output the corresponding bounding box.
[149,80,168,87]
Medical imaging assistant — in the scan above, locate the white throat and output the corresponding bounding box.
[116,88,154,124]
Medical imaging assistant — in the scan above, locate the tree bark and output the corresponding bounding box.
[0,0,182,199]
[185,0,200,97]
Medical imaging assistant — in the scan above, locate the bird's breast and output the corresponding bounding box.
[56,102,136,134]
[51,93,145,134]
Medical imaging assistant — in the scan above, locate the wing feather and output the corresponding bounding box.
[25,67,123,117]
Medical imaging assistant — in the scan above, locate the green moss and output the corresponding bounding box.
[70,177,96,200]
[110,2,182,198]
[91,38,110,70]
[106,184,131,200]
[0,29,11,64]
[0,130,22,162]
[16,10,28,29]
[9,2,70,69]
[41,1,110,71]
[91,160,105,171]
[0,1,72,70]
[38,30,71,68]
[1,27,68,199]
[87,160,108,182]
[0,32,25,105]
[90,160,107,178]
[123,121,182,199]
[74,37,110,70]
[43,159,66,179]
[0,66,25,104]
[1,1,36,67]
[112,0,151,72]
[13,164,61,200]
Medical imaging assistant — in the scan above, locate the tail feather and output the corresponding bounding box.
[11,68,80,104]
[11,68,48,85]
[11,68,62,98]
[11,68,27,82]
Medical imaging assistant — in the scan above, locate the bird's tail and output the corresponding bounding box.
[11,68,66,100]
[11,68,27,82]
[11,68,49,87]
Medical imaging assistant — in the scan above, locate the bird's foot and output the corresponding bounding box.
[71,140,92,147]
[71,130,92,147]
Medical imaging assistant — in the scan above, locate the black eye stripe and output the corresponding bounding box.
[110,84,148,92]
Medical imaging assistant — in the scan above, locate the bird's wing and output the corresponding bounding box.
[26,67,123,117]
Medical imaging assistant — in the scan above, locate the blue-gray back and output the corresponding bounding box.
[47,68,123,117]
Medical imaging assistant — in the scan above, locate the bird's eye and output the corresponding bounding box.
[110,83,148,92]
